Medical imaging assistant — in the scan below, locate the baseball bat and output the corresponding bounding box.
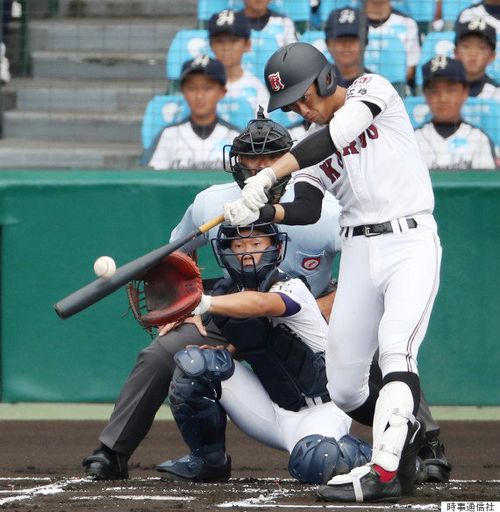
[54,214,225,320]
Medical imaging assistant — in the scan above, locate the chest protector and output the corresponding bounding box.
[210,274,329,412]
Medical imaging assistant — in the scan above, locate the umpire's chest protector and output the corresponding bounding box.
[210,278,329,411]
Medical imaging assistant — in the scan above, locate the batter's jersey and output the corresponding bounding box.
[414,120,496,170]
[294,73,434,227]
[148,118,239,170]
[368,9,421,67]
[269,275,328,353]
[226,70,270,115]
[170,181,342,298]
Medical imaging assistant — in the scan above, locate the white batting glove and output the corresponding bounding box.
[223,198,260,226]
[241,167,277,211]
[191,293,212,316]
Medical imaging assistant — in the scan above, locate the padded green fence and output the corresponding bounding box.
[0,170,499,405]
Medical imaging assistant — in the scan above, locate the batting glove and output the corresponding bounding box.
[241,167,277,211]
[191,293,212,316]
[223,198,260,226]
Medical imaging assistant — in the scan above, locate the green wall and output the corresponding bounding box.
[0,170,499,405]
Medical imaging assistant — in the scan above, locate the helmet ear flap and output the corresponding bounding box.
[316,63,337,97]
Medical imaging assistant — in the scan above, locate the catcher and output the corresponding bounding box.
[152,222,372,484]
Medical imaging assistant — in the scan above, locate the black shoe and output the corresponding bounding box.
[156,453,231,483]
[82,447,129,480]
[398,419,425,495]
[418,433,452,483]
[317,465,401,503]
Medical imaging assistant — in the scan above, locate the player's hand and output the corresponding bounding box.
[241,167,277,211]
[191,293,212,316]
[158,315,207,337]
[223,198,260,226]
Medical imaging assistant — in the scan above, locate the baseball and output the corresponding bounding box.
[93,256,116,279]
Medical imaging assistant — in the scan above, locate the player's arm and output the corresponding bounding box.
[205,291,289,318]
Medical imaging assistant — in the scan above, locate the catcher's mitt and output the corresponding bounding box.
[127,251,203,329]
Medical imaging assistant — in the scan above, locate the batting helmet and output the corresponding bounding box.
[264,42,337,112]
[211,222,287,289]
[224,106,293,203]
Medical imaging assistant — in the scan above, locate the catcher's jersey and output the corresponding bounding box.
[414,120,496,170]
[226,70,269,115]
[368,9,421,67]
[294,73,434,228]
[170,181,342,298]
[148,118,239,170]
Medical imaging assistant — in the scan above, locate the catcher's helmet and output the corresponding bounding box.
[264,42,337,112]
[211,222,287,289]
[224,106,293,202]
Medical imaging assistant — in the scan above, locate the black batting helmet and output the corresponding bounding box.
[264,42,337,112]
[224,106,293,202]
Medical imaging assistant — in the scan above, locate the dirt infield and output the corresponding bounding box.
[0,419,498,511]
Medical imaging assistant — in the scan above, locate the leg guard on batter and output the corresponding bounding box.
[288,434,372,484]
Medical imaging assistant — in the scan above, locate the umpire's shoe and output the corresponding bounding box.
[317,464,401,503]
[398,419,425,495]
[156,453,231,483]
[418,431,452,483]
[82,446,129,480]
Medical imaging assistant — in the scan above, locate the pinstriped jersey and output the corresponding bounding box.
[170,181,342,298]
[414,120,496,170]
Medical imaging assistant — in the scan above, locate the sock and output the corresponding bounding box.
[373,464,397,483]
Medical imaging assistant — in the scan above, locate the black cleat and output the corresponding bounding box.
[156,453,231,483]
[82,447,129,480]
[418,433,452,483]
[398,419,425,495]
[317,465,401,503]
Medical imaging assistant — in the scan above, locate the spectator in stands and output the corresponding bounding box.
[148,56,239,171]
[208,9,269,115]
[456,0,500,32]
[1,0,13,84]
[454,17,499,99]
[364,0,421,87]
[414,55,497,170]
[239,0,297,46]
[324,7,370,88]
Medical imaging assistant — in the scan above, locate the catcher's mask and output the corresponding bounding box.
[211,222,287,289]
[223,106,293,203]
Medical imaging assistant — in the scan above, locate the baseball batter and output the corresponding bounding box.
[224,42,442,502]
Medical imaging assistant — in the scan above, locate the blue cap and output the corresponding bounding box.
[422,56,467,86]
[208,9,251,39]
[325,8,368,44]
[455,17,496,50]
[180,55,227,86]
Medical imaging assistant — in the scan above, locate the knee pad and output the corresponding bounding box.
[288,435,348,484]
[174,346,234,382]
[372,380,415,471]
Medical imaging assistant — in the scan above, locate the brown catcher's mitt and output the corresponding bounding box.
[126,251,203,329]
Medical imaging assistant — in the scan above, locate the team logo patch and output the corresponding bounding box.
[302,257,321,270]
[268,72,285,91]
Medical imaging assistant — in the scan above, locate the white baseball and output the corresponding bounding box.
[93,256,116,279]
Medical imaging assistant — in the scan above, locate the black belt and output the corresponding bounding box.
[343,218,417,237]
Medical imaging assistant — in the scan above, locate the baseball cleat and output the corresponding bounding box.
[398,419,425,495]
[317,464,401,503]
[82,447,129,480]
[156,453,231,482]
[418,432,452,483]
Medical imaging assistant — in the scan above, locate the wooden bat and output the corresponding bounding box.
[54,214,225,320]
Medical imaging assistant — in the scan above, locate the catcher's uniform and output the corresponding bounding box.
[148,118,239,170]
[171,181,342,298]
[293,73,442,411]
[414,120,496,170]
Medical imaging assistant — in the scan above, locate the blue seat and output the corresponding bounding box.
[142,94,255,150]
[300,30,332,61]
[404,0,435,22]
[244,29,282,79]
[404,96,500,148]
[198,0,310,23]
[364,33,407,84]
[441,0,482,22]
[415,31,456,87]
[166,29,212,81]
